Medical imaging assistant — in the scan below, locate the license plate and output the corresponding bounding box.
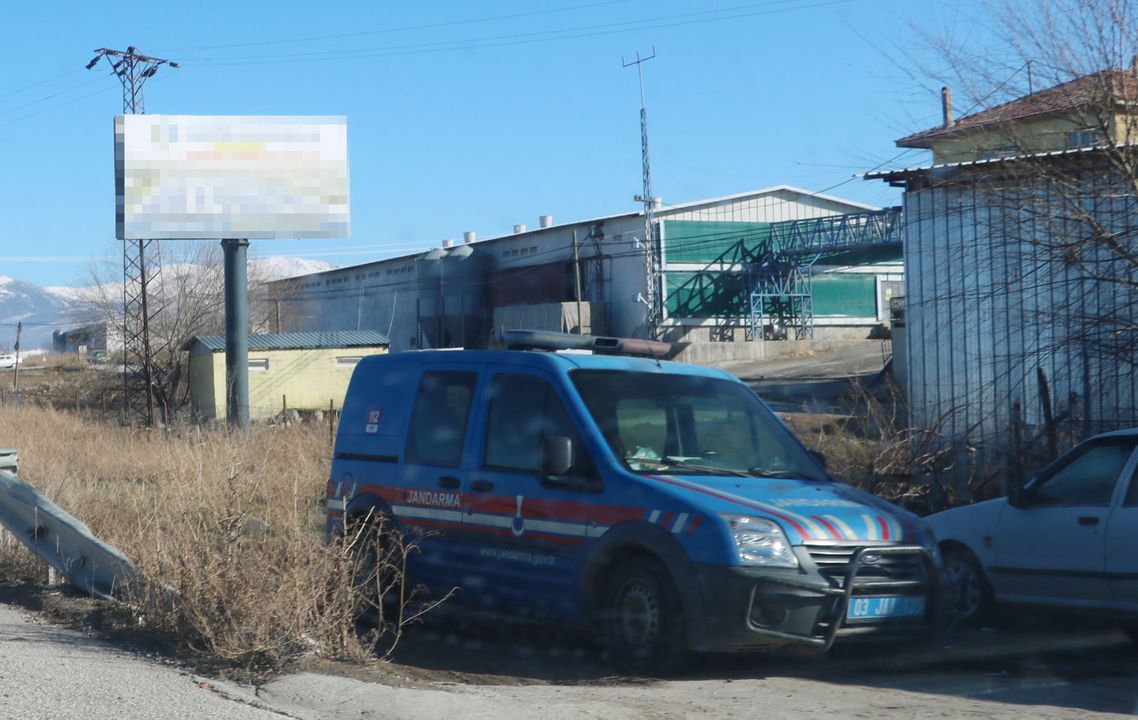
[846,595,926,621]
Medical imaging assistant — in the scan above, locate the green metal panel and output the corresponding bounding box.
[663,220,775,264]
[812,274,877,317]
[667,271,879,319]
[819,245,903,266]
[665,271,747,318]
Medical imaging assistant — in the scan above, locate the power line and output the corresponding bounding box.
[156,0,638,53]
[177,0,853,67]
[0,68,85,102]
[0,85,117,129]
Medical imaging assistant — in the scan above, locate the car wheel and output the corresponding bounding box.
[943,546,992,625]
[603,556,687,675]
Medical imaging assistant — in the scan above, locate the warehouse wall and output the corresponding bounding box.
[269,187,889,351]
[903,171,1138,444]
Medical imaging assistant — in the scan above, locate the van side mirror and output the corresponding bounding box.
[541,435,573,477]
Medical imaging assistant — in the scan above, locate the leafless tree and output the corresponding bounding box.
[888,0,1138,458]
[84,241,277,423]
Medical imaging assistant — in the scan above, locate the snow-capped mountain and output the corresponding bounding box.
[0,276,91,351]
[254,256,336,280]
[0,256,337,350]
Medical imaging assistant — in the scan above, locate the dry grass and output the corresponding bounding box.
[0,405,404,675]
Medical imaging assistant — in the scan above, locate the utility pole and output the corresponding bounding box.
[87,47,179,426]
[12,322,21,392]
[572,230,584,334]
[623,48,660,340]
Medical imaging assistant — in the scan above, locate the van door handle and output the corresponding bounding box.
[1078,515,1100,526]
[470,479,494,492]
[437,476,460,489]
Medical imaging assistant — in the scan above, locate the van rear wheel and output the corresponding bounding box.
[603,557,686,675]
[347,513,403,630]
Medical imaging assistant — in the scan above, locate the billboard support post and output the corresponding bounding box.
[223,238,250,431]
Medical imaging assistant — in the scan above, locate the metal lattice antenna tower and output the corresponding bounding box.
[623,48,659,340]
[87,47,179,425]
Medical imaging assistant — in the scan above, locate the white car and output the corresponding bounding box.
[925,429,1138,639]
[0,355,16,369]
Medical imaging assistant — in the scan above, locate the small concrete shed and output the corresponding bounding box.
[183,331,389,422]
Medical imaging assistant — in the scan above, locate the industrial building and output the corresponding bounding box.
[183,331,389,422]
[52,321,120,359]
[268,186,904,361]
[872,69,1138,449]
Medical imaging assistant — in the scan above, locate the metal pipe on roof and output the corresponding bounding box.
[942,87,954,128]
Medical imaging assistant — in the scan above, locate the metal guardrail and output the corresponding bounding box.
[0,460,138,600]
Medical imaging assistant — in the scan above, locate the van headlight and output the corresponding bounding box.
[722,515,798,568]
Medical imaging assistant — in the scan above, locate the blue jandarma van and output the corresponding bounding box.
[328,331,942,673]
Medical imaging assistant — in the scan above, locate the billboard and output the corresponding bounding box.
[115,115,350,240]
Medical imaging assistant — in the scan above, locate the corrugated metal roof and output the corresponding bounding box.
[185,331,390,352]
[865,145,1113,183]
[273,187,880,287]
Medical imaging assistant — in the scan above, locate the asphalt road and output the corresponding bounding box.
[0,604,281,719]
[3,598,1137,720]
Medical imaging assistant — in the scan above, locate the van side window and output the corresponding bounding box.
[484,374,587,474]
[406,371,477,466]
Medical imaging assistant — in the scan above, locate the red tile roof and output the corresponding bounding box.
[897,69,1138,147]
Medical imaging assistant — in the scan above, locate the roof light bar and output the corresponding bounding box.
[499,329,680,359]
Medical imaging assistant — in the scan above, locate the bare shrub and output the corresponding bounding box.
[783,379,968,514]
[0,405,416,674]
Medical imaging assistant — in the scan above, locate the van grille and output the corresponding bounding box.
[804,542,928,588]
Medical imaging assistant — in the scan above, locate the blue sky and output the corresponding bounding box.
[0,0,977,287]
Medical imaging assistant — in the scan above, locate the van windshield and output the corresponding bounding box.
[571,370,828,481]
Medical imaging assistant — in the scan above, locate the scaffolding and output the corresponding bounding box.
[748,257,817,340]
[747,207,902,340]
[769,206,903,256]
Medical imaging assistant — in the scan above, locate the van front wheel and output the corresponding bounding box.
[603,557,686,675]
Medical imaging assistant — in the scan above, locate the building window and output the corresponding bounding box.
[1066,128,1102,149]
[978,144,1019,160]
[335,356,363,368]
[249,358,269,372]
